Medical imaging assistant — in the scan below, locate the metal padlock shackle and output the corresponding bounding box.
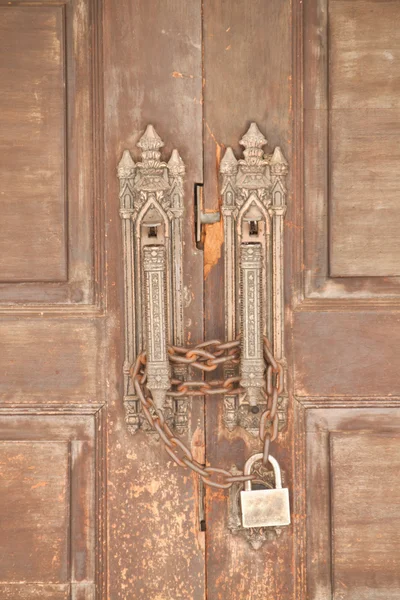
[243,452,282,491]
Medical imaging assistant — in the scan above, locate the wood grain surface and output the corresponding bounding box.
[202,1,293,598]
[0,0,99,305]
[103,0,205,598]
[0,413,97,599]
[0,0,399,598]
[329,0,400,277]
[0,6,66,282]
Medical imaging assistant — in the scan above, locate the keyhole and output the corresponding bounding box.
[148,226,158,238]
[249,221,258,236]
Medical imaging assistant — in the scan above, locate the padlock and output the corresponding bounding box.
[240,453,291,528]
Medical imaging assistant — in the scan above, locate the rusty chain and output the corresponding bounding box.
[131,336,282,489]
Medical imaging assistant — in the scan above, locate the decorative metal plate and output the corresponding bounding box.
[220,123,289,435]
[118,125,188,433]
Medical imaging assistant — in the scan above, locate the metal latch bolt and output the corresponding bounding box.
[194,183,221,247]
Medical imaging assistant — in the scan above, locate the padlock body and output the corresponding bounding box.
[240,487,291,528]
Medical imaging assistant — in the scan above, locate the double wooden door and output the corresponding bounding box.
[1,0,400,598]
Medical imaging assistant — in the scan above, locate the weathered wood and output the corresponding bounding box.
[0,441,70,583]
[330,0,400,110]
[306,407,400,600]
[303,0,400,299]
[331,432,400,599]
[202,1,293,598]
[0,7,66,282]
[0,413,98,599]
[1,0,400,598]
[103,0,205,598]
[0,0,100,306]
[329,0,400,277]
[294,311,400,397]
[0,320,102,400]
[296,1,400,598]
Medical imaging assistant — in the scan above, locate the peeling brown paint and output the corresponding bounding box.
[191,426,206,465]
[172,71,195,79]
[203,122,224,279]
[31,481,48,490]
[205,122,222,156]
[204,218,223,279]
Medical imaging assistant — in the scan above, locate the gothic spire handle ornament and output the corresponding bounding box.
[118,125,187,433]
[220,123,288,435]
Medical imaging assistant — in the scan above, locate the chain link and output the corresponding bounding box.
[131,336,283,487]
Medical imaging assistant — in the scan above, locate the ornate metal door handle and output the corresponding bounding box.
[118,123,288,437]
[220,123,288,435]
[118,125,188,433]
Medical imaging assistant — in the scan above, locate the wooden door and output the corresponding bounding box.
[1,1,400,599]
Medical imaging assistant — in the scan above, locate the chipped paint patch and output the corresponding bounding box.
[31,481,48,490]
[172,71,195,79]
[204,218,223,279]
[191,426,205,464]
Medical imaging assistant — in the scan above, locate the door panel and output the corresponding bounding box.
[331,433,400,599]
[306,407,400,600]
[0,320,102,400]
[0,6,67,283]
[329,0,400,278]
[0,1,105,599]
[303,0,400,298]
[294,312,400,396]
[0,0,100,305]
[1,442,70,584]
[0,411,100,600]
